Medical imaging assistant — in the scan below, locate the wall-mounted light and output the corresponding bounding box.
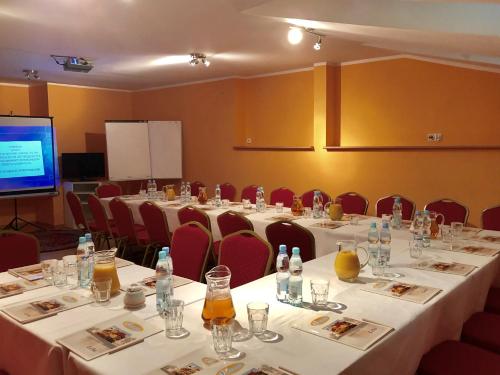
[23,69,39,80]
[189,53,210,67]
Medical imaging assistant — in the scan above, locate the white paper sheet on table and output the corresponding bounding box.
[359,280,442,304]
[8,263,44,281]
[0,278,49,299]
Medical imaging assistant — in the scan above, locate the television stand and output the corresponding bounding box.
[3,199,46,231]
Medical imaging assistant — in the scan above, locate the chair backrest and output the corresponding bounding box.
[219,230,273,288]
[88,194,112,235]
[301,189,331,208]
[270,187,295,207]
[189,181,205,197]
[265,220,316,263]
[139,201,171,247]
[376,194,416,221]
[96,183,122,198]
[424,198,469,225]
[0,231,40,272]
[241,185,259,204]
[177,205,211,231]
[170,222,212,282]
[220,182,236,201]
[336,192,369,215]
[482,205,500,231]
[66,191,89,230]
[109,198,139,244]
[217,211,254,238]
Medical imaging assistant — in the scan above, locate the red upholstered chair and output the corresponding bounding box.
[270,187,295,207]
[424,198,469,225]
[66,191,94,231]
[170,222,212,282]
[376,194,416,221]
[220,183,236,201]
[336,192,369,215]
[88,194,117,250]
[482,205,500,231]
[461,312,500,354]
[265,220,316,264]
[0,231,40,272]
[96,183,122,198]
[189,181,205,197]
[485,288,500,315]
[213,211,254,258]
[241,185,259,204]
[418,340,500,375]
[301,189,331,208]
[218,230,273,288]
[0,370,9,375]
[177,206,211,231]
[139,201,171,267]
[109,198,150,262]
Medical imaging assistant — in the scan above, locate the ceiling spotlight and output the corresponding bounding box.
[287,27,303,45]
[22,69,39,80]
[202,58,210,67]
[313,36,322,50]
[189,53,210,67]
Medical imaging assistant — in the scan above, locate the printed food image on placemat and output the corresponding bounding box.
[323,318,360,339]
[311,222,346,230]
[161,362,202,375]
[31,299,65,313]
[388,283,414,297]
[89,325,133,346]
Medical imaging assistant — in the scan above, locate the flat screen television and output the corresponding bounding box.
[61,153,105,180]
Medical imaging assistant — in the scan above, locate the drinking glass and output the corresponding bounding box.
[164,299,188,338]
[41,259,57,285]
[371,252,386,278]
[382,214,392,224]
[211,318,234,358]
[247,302,269,335]
[409,240,422,259]
[303,207,312,218]
[350,215,359,225]
[451,222,464,238]
[139,189,147,198]
[242,199,251,209]
[222,199,230,208]
[92,277,112,303]
[275,202,284,213]
[310,279,329,306]
[63,255,78,289]
[53,261,67,287]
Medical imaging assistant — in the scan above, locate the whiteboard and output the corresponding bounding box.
[105,121,182,181]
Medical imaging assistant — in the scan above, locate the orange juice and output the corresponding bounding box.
[93,262,120,295]
[202,297,236,326]
[334,250,361,281]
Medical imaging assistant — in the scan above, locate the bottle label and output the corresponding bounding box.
[288,280,302,298]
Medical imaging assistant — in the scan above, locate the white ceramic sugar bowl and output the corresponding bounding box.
[124,283,146,309]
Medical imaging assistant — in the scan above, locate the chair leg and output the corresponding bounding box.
[141,244,152,267]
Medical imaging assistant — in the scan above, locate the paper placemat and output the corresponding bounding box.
[360,280,441,304]
[471,234,500,244]
[0,278,49,299]
[412,260,476,276]
[452,245,499,257]
[8,264,44,281]
[57,312,161,361]
[1,291,91,323]
[292,314,393,351]
[310,222,347,230]
[120,275,193,296]
[267,215,299,222]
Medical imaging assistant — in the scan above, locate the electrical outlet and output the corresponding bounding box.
[426,133,442,142]
[246,137,252,144]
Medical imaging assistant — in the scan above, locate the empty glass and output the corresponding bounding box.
[164,299,188,338]
[63,255,78,289]
[303,207,312,218]
[242,199,252,209]
[310,279,329,306]
[275,202,284,213]
[371,251,386,277]
[92,277,112,304]
[409,240,422,259]
[53,261,67,287]
[41,259,57,285]
[211,318,234,358]
[451,222,464,238]
[222,199,230,208]
[247,302,269,335]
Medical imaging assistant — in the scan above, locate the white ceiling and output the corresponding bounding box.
[0,0,499,90]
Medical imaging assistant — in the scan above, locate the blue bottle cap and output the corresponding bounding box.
[279,244,287,253]
[382,222,389,229]
[395,197,401,203]
[415,210,420,215]
[158,250,166,260]
[78,236,86,244]
[85,233,92,240]
[161,246,170,255]
[422,210,430,214]
[292,247,300,255]
[370,222,377,228]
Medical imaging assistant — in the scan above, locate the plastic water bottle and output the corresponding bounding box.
[180,182,186,203]
[379,243,391,268]
[276,244,290,302]
[368,222,379,266]
[312,190,323,219]
[215,184,222,208]
[256,186,265,213]
[288,247,303,306]
[185,182,191,202]
[380,221,392,262]
[413,210,424,246]
[84,232,95,277]
[151,179,157,196]
[155,247,173,314]
[392,197,402,229]
[76,236,90,287]
[422,210,432,248]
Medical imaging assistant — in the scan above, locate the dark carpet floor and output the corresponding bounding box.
[31,228,82,253]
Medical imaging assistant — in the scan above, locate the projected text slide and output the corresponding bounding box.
[0,141,45,179]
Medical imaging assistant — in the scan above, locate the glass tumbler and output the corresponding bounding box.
[247,302,269,335]
[211,318,234,358]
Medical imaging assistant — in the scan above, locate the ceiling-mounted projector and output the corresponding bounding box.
[51,55,94,73]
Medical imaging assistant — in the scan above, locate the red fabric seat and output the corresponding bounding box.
[424,198,469,225]
[336,192,369,215]
[270,187,295,207]
[0,231,40,272]
[461,312,500,354]
[265,220,316,264]
[241,185,259,204]
[95,183,122,198]
[177,206,211,231]
[301,189,331,208]
[485,288,500,315]
[171,222,212,282]
[139,201,171,248]
[0,370,9,375]
[482,205,500,231]
[418,340,500,375]
[214,211,254,258]
[219,230,273,288]
[376,194,416,220]
[220,183,236,201]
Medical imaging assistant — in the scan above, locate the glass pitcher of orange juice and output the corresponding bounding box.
[93,250,120,295]
[290,196,304,216]
[163,185,176,201]
[324,198,343,221]
[202,265,235,328]
[334,240,369,282]
[198,186,208,205]
[428,211,445,239]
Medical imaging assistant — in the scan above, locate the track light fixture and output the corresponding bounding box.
[287,26,325,51]
[22,69,39,80]
[189,53,210,67]
[313,36,322,50]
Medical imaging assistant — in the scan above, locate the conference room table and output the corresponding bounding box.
[0,228,499,374]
